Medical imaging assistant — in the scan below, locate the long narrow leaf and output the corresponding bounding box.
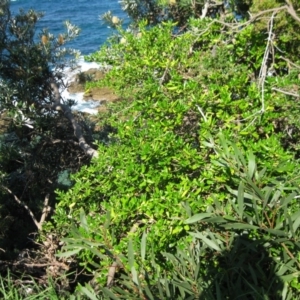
[233,143,246,166]
[102,287,120,300]
[56,248,81,258]
[128,239,139,285]
[184,213,213,224]
[189,232,221,251]
[205,216,227,223]
[128,239,135,270]
[144,285,154,300]
[292,211,300,233]
[264,228,288,236]
[141,231,147,261]
[247,151,256,179]
[79,285,98,300]
[280,192,297,208]
[237,181,244,219]
[222,223,259,230]
[104,211,111,230]
[80,208,89,232]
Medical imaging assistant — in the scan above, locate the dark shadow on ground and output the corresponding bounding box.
[199,235,284,300]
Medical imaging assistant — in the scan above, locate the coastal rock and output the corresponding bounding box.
[67,69,119,103]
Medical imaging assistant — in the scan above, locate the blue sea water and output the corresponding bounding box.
[10,0,127,55]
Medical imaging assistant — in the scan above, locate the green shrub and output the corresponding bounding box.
[50,7,300,299]
[58,141,300,299]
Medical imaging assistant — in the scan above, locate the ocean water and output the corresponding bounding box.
[10,0,127,55]
[10,0,128,114]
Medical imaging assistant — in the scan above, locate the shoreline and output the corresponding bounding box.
[61,57,103,115]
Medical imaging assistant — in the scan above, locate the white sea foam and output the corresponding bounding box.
[61,56,103,115]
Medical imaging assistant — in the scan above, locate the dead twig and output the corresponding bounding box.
[280,56,300,70]
[1,186,51,231]
[39,194,51,225]
[201,1,210,19]
[285,0,300,24]
[107,261,119,287]
[281,242,300,269]
[272,87,299,98]
[257,11,277,114]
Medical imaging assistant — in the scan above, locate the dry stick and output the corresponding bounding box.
[50,81,99,158]
[195,5,289,38]
[190,6,288,60]
[258,12,276,114]
[2,186,42,230]
[272,87,299,98]
[107,261,119,287]
[201,1,210,19]
[239,11,277,130]
[280,56,300,70]
[285,0,300,24]
[281,243,300,270]
[39,194,51,225]
[3,260,69,269]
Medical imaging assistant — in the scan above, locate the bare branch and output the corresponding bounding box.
[257,12,277,114]
[272,87,299,98]
[39,194,51,225]
[1,187,52,231]
[280,56,300,70]
[285,0,300,23]
[107,261,119,287]
[50,81,99,158]
[201,1,210,19]
[2,186,42,230]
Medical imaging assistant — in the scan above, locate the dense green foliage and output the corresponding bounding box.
[1,0,300,299]
[52,3,300,299]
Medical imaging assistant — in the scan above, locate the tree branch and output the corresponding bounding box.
[285,0,300,23]
[201,2,210,19]
[50,81,99,158]
[272,87,299,98]
[39,194,51,225]
[1,186,51,231]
